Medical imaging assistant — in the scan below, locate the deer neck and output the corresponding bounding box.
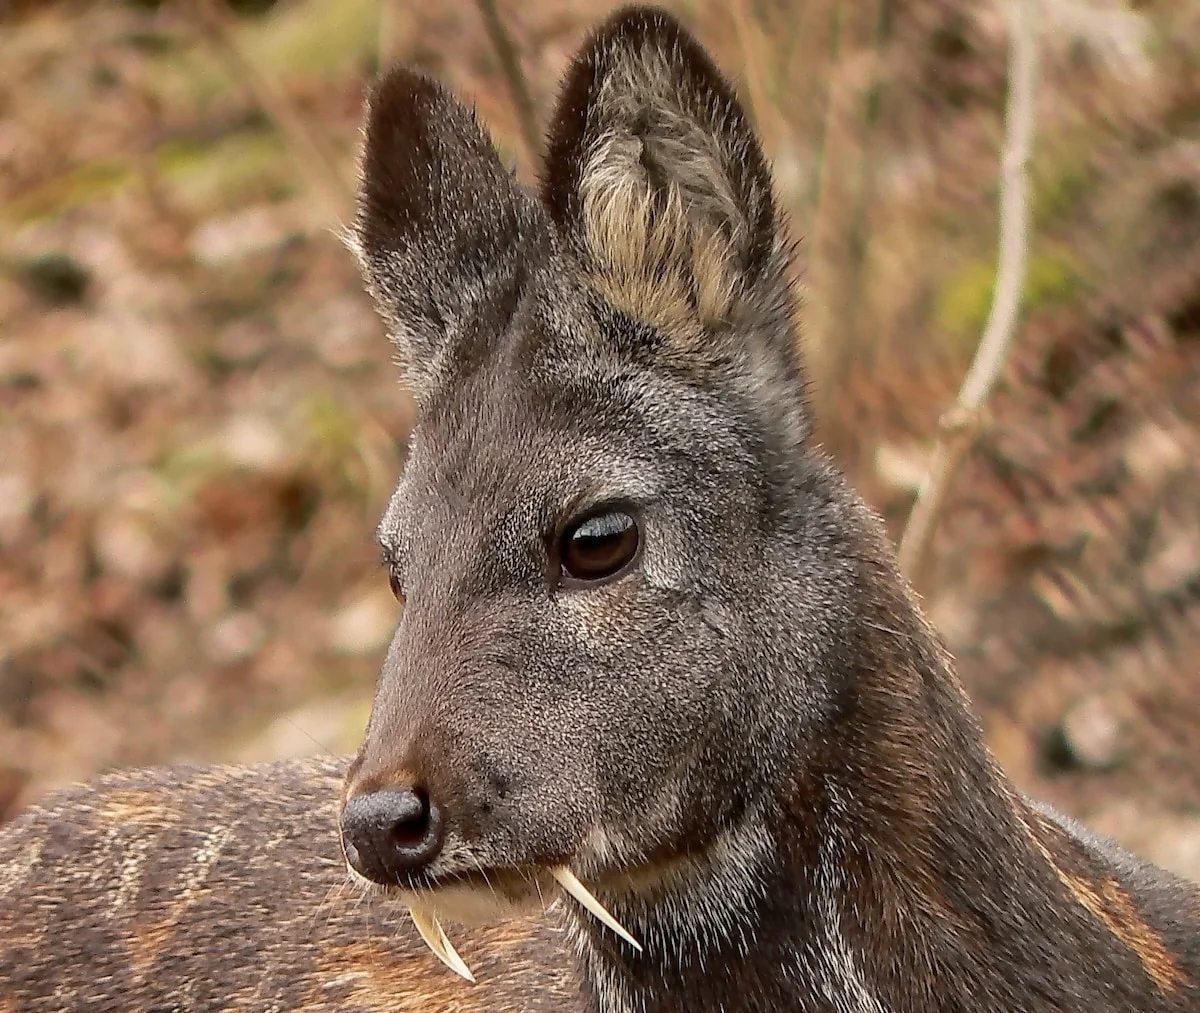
[564,607,1044,1013]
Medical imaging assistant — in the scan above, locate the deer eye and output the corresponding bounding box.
[560,509,640,585]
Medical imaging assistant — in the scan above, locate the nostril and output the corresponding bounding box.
[341,787,445,884]
[389,787,433,848]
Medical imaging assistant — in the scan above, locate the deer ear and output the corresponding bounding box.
[540,6,783,337]
[539,7,806,441]
[353,67,545,394]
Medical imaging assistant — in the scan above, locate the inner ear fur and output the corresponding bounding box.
[540,6,781,336]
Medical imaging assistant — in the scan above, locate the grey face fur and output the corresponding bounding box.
[344,6,857,925]
[6,7,1200,1012]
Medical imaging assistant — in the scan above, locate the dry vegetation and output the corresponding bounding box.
[0,0,1197,877]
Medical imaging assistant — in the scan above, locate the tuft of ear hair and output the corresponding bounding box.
[355,7,806,442]
[541,5,784,345]
[352,68,546,396]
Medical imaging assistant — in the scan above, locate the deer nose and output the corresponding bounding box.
[340,787,445,884]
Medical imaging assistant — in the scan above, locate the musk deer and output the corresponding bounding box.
[2,6,1198,1012]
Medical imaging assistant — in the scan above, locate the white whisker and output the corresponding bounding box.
[530,869,549,912]
[471,854,498,904]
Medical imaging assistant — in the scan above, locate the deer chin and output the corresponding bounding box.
[344,858,645,982]
[344,861,547,923]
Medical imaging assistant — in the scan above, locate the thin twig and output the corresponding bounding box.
[805,0,866,428]
[474,0,540,165]
[730,0,777,150]
[191,0,354,224]
[377,0,404,73]
[836,0,894,370]
[808,0,847,221]
[896,0,1041,589]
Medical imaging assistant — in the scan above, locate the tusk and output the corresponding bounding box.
[551,866,643,952]
[408,905,476,983]
[432,917,476,983]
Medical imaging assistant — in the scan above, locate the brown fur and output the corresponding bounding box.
[341,6,1200,1011]
[0,757,575,1011]
[1022,809,1186,992]
[1,6,1197,1012]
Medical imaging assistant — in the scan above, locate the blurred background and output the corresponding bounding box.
[0,0,1197,880]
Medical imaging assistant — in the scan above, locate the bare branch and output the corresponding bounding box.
[377,0,406,73]
[191,0,354,225]
[805,0,876,430]
[729,0,777,151]
[896,0,1041,589]
[474,0,541,166]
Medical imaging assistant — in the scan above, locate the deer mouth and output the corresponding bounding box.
[345,858,642,982]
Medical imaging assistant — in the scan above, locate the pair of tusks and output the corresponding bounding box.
[409,866,643,982]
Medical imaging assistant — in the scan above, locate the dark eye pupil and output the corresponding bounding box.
[388,571,404,602]
[562,511,639,582]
